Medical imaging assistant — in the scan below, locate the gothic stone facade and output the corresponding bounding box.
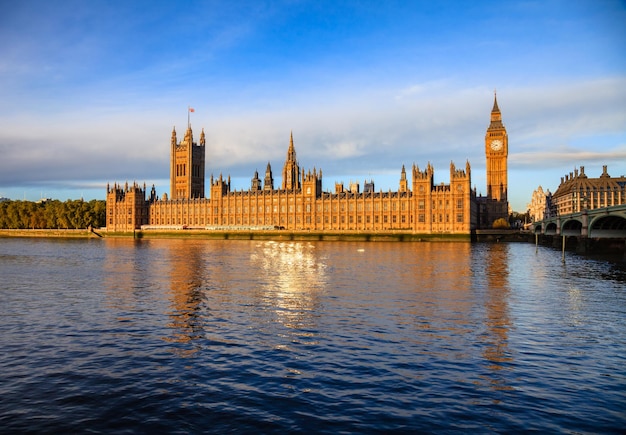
[106,97,509,233]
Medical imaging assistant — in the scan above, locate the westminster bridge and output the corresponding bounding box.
[532,204,626,258]
[534,204,626,238]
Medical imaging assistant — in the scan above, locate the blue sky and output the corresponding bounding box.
[0,0,624,212]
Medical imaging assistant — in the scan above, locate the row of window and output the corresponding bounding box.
[570,186,626,192]
[148,198,465,215]
[145,211,466,227]
[417,214,464,223]
[418,199,465,210]
[108,208,146,216]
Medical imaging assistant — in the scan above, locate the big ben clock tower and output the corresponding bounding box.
[485,92,508,203]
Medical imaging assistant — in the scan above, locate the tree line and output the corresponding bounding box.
[0,199,106,229]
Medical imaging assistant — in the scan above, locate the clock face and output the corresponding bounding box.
[490,139,503,151]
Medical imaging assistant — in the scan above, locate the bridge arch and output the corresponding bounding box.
[589,215,626,238]
[562,218,583,236]
[545,222,558,235]
[533,224,542,234]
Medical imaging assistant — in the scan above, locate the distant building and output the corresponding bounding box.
[527,186,548,222]
[106,96,510,233]
[544,190,556,220]
[550,165,626,215]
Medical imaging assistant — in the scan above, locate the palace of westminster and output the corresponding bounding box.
[106,96,511,233]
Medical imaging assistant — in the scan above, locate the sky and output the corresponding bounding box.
[0,0,625,212]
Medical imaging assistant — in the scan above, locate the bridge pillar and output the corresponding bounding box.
[581,210,588,238]
[556,216,561,235]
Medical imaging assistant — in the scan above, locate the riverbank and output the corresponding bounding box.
[108,229,473,242]
[0,229,101,238]
[0,228,473,242]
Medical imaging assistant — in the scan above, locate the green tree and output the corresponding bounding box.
[492,217,510,229]
[29,204,46,229]
[91,199,106,228]
[44,200,61,228]
[8,201,25,228]
[0,201,9,228]
[0,198,107,229]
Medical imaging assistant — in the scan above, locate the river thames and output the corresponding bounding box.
[0,238,624,433]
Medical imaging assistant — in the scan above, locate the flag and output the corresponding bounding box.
[189,107,195,112]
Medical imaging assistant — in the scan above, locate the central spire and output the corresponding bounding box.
[287,130,296,161]
[282,131,300,190]
[492,90,500,113]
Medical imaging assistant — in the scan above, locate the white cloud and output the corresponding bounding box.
[1,76,625,212]
[511,147,626,168]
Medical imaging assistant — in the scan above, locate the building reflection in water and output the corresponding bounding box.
[479,243,513,393]
[390,242,475,350]
[102,238,209,357]
[162,240,328,355]
[163,240,207,357]
[102,238,168,313]
[102,238,514,381]
[385,241,513,394]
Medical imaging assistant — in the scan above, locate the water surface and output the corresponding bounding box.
[0,238,624,433]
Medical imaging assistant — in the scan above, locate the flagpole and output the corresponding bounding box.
[187,106,195,129]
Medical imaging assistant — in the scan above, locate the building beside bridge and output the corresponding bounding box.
[106,96,510,233]
[549,166,626,216]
